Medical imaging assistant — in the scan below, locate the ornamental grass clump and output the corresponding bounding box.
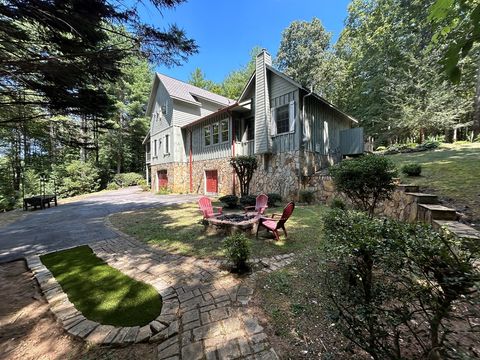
[223,233,251,273]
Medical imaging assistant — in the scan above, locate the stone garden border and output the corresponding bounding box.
[26,250,181,346]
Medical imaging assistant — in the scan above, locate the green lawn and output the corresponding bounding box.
[387,142,480,222]
[41,246,162,327]
[109,202,326,258]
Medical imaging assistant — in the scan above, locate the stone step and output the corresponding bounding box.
[432,220,480,240]
[397,184,419,192]
[417,204,458,223]
[405,192,438,204]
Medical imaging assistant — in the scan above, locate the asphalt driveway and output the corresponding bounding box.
[0,187,199,263]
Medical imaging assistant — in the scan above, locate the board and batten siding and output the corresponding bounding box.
[270,89,300,153]
[190,113,232,161]
[303,96,351,156]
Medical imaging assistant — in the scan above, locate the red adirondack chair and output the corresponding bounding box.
[198,196,222,219]
[256,202,295,241]
[244,194,269,215]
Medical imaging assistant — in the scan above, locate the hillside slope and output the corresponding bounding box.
[387,143,480,226]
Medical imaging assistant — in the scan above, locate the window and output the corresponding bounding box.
[245,117,254,140]
[275,104,289,134]
[154,139,157,156]
[212,123,219,144]
[161,104,167,115]
[220,119,229,142]
[164,134,170,154]
[204,126,211,146]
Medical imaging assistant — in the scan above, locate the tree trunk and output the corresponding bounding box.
[80,116,87,162]
[473,61,480,139]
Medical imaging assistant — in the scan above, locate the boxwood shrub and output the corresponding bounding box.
[219,195,239,208]
[401,163,422,176]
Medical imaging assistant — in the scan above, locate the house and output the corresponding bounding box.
[144,49,363,199]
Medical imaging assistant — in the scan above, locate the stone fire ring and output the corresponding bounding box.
[26,248,179,346]
[206,213,261,234]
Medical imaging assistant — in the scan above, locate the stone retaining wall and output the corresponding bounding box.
[302,172,421,223]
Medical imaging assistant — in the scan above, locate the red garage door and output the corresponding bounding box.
[205,170,218,194]
[158,170,168,188]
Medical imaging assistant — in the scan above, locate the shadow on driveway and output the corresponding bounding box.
[0,187,200,263]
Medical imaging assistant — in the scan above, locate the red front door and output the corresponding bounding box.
[158,170,168,188]
[205,170,218,193]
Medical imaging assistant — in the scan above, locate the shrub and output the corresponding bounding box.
[329,154,397,215]
[106,182,120,190]
[138,179,149,192]
[401,162,422,176]
[112,172,144,187]
[56,160,100,197]
[219,195,238,208]
[156,186,170,195]
[299,189,315,204]
[323,209,480,360]
[239,195,256,207]
[418,140,440,150]
[267,193,282,207]
[330,197,346,210]
[223,233,251,271]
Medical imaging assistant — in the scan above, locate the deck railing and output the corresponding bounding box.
[234,140,255,156]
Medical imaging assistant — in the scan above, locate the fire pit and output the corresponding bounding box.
[206,213,260,235]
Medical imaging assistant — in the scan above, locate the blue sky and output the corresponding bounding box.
[138,0,351,83]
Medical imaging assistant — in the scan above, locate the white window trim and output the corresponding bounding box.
[220,119,229,143]
[204,125,211,146]
[271,100,296,137]
[164,134,170,155]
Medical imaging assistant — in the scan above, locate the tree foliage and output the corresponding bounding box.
[0,0,197,124]
[188,47,262,100]
[276,18,344,102]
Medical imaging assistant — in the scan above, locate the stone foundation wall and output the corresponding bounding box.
[250,152,301,201]
[150,162,189,193]
[151,158,239,195]
[191,157,239,195]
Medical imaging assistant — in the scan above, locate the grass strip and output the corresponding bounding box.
[41,245,162,327]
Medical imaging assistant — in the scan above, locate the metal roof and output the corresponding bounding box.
[156,73,234,107]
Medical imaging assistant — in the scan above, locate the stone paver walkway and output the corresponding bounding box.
[28,221,294,359]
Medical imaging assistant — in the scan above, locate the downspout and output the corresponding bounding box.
[228,111,236,195]
[189,129,193,193]
[300,87,314,194]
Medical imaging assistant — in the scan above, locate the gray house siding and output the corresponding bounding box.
[270,89,300,153]
[150,81,173,135]
[254,52,271,154]
[190,113,232,161]
[303,95,351,157]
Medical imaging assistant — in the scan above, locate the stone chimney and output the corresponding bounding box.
[254,49,272,154]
